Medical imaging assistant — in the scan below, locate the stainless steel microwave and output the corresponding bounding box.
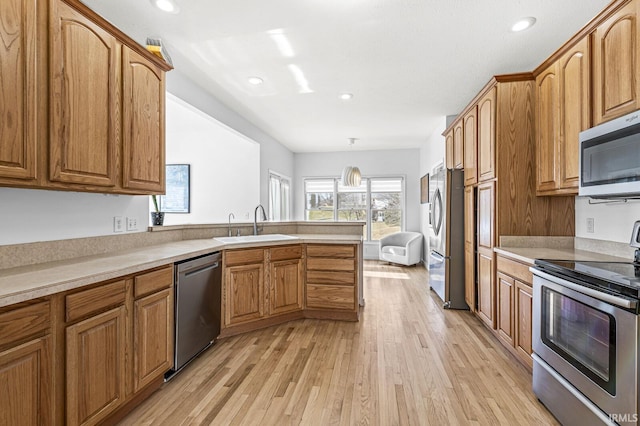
[579,109,640,198]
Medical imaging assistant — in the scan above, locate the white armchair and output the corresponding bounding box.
[379,232,423,266]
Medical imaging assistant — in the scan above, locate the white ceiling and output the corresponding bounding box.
[82,0,610,152]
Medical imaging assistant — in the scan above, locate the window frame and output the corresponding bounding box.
[268,170,292,221]
[303,175,406,241]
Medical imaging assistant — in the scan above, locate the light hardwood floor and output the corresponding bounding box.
[119,261,558,425]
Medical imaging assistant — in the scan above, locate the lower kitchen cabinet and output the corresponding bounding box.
[496,254,534,369]
[225,262,265,325]
[0,300,52,426]
[477,249,495,328]
[66,306,127,426]
[269,245,303,316]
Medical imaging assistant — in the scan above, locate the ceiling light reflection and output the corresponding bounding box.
[287,64,313,94]
[267,29,295,58]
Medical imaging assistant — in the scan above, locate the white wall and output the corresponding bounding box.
[293,148,421,258]
[160,94,260,225]
[419,117,447,265]
[575,197,640,243]
[0,188,148,245]
[166,71,295,209]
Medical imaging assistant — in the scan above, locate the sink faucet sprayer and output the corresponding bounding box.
[253,204,267,235]
[228,213,235,237]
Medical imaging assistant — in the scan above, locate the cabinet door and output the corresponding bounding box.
[134,288,173,393]
[225,263,264,326]
[477,87,496,181]
[464,186,476,311]
[0,336,51,426]
[270,259,303,315]
[477,180,495,250]
[497,272,514,346]
[535,63,560,193]
[66,306,126,426]
[453,121,464,169]
[463,106,478,186]
[515,280,533,368]
[559,37,590,191]
[592,0,640,124]
[0,0,38,182]
[477,249,495,329]
[50,1,120,187]
[122,47,165,192]
[445,130,454,169]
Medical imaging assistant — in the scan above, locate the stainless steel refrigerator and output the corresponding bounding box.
[428,168,467,309]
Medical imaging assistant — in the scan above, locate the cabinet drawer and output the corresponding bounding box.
[134,265,173,298]
[307,258,355,272]
[306,270,355,286]
[0,301,50,348]
[307,245,355,258]
[225,248,264,266]
[497,256,533,285]
[66,280,127,322]
[306,285,355,310]
[270,245,302,262]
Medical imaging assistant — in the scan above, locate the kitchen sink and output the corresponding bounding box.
[213,234,299,244]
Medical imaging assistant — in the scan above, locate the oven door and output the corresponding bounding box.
[532,270,639,418]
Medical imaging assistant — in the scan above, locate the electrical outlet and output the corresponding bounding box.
[126,217,137,231]
[586,217,595,233]
[113,216,124,233]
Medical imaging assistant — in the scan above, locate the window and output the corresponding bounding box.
[304,177,404,241]
[268,171,291,221]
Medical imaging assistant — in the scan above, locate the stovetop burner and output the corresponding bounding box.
[534,259,640,300]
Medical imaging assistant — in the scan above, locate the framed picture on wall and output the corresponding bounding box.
[420,173,429,204]
[160,164,190,213]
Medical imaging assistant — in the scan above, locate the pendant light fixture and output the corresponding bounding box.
[341,138,362,187]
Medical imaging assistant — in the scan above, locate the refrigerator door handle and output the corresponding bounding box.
[433,187,443,237]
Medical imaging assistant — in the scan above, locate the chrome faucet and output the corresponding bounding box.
[253,204,267,235]
[228,213,235,237]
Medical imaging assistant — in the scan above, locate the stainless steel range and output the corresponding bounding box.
[531,223,640,426]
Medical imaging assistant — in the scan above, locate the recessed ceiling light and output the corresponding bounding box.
[340,93,353,100]
[511,17,536,32]
[248,76,264,85]
[150,0,180,14]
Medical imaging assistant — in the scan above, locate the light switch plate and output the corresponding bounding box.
[126,217,137,231]
[586,217,595,233]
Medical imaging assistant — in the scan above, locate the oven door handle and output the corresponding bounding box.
[531,268,638,310]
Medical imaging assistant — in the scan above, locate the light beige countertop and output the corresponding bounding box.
[0,234,361,308]
[494,246,629,265]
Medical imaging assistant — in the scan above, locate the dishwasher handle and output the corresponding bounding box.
[176,252,221,275]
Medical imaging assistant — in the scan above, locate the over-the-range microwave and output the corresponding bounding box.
[579,108,640,198]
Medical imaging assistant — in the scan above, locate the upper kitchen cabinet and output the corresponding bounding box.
[0,0,171,195]
[477,87,496,182]
[445,129,454,169]
[463,106,478,186]
[122,47,166,192]
[535,36,591,196]
[453,121,464,169]
[0,0,44,185]
[50,0,120,188]
[592,0,640,125]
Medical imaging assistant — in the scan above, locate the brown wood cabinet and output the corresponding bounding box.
[445,130,454,169]
[0,0,42,185]
[122,47,166,192]
[269,245,304,316]
[225,262,265,325]
[464,186,476,311]
[463,107,478,186]
[0,0,171,195]
[0,300,52,426]
[453,121,464,169]
[592,0,640,125]
[496,254,534,369]
[477,87,496,182]
[535,37,590,195]
[306,244,358,317]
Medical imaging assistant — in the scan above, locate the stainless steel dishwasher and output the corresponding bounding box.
[166,252,221,380]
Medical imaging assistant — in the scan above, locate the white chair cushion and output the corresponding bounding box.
[381,245,406,256]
